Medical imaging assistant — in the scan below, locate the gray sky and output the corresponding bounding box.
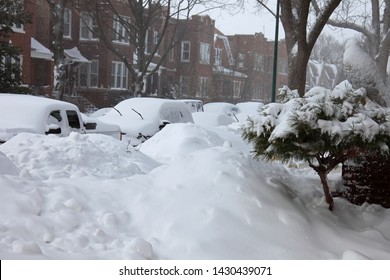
[199,0,355,42]
[203,0,284,40]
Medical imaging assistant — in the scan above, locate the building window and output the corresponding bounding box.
[181,41,191,62]
[237,53,245,69]
[113,15,130,44]
[63,9,72,38]
[79,60,98,88]
[111,61,128,89]
[233,81,242,98]
[199,42,210,64]
[215,48,222,65]
[153,30,160,55]
[279,59,288,74]
[153,30,159,44]
[198,77,209,98]
[2,55,22,80]
[80,13,99,40]
[180,75,190,96]
[12,0,24,32]
[168,48,174,62]
[254,53,264,71]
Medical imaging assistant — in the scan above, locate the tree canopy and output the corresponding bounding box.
[0,0,30,93]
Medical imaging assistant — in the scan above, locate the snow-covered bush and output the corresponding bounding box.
[242,81,390,210]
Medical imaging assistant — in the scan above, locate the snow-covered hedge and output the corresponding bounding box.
[242,81,390,210]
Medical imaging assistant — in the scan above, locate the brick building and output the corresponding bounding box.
[12,1,290,111]
[6,0,54,96]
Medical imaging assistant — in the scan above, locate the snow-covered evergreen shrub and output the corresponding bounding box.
[242,81,390,210]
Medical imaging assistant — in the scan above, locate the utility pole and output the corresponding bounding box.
[271,0,280,102]
[256,0,280,102]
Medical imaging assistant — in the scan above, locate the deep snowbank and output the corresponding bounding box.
[1,124,390,259]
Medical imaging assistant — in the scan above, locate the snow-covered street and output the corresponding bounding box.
[1,122,390,259]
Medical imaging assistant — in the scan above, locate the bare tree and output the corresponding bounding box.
[282,1,342,95]
[310,33,344,65]
[313,0,390,87]
[46,0,70,100]
[255,0,342,96]
[79,0,211,97]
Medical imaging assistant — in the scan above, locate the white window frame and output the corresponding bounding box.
[79,60,99,88]
[153,30,159,44]
[199,42,210,64]
[113,15,130,44]
[233,81,242,98]
[11,0,24,33]
[198,77,208,98]
[254,53,264,71]
[168,48,174,62]
[181,41,191,62]
[2,55,23,78]
[63,8,72,38]
[180,75,190,96]
[111,61,128,89]
[279,59,288,74]
[80,13,99,41]
[237,53,245,69]
[214,48,222,65]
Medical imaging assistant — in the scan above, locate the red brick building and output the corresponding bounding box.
[13,1,290,111]
[7,0,54,96]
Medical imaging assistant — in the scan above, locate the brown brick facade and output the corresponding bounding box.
[15,1,290,111]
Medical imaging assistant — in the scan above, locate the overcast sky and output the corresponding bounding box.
[197,0,356,42]
[200,0,285,40]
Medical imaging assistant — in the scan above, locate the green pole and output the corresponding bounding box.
[271,0,280,102]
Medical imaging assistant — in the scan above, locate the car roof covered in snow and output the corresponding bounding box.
[0,93,79,133]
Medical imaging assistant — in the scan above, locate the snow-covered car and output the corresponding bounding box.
[203,102,241,121]
[192,111,235,127]
[81,113,122,140]
[235,101,263,122]
[0,94,87,143]
[98,97,194,145]
[179,99,204,113]
[88,107,112,118]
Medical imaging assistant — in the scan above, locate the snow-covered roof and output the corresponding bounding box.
[64,47,90,63]
[30,38,53,61]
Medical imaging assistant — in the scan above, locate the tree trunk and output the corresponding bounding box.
[287,47,311,96]
[318,170,334,211]
[280,0,342,96]
[49,0,67,100]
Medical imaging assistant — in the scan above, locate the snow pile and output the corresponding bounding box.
[1,121,390,259]
[0,132,159,180]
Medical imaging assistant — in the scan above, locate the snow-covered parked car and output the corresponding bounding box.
[0,94,85,143]
[0,94,121,143]
[179,99,204,113]
[98,97,194,145]
[235,101,263,122]
[192,112,234,127]
[203,102,241,121]
[81,113,122,140]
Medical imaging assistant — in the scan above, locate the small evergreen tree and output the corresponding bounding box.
[242,81,390,211]
[0,0,30,93]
